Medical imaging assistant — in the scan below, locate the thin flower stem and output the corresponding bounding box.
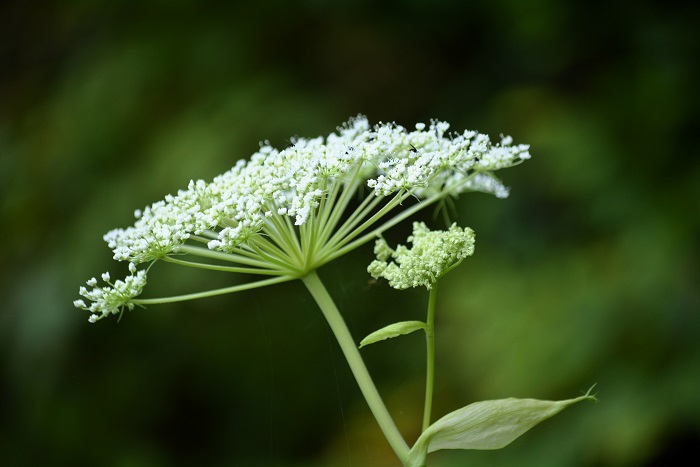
[310,176,337,251]
[190,229,220,241]
[301,271,410,464]
[282,210,304,259]
[162,256,282,275]
[246,239,299,274]
[324,191,447,264]
[321,172,482,265]
[177,244,272,269]
[132,275,295,305]
[300,211,316,266]
[326,190,387,248]
[317,192,404,263]
[317,164,364,243]
[318,178,367,243]
[264,207,304,265]
[263,219,297,260]
[187,235,214,244]
[422,283,438,432]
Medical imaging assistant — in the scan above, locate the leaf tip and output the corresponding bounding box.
[583,383,599,403]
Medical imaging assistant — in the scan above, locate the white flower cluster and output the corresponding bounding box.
[104,180,214,263]
[367,124,529,199]
[77,116,529,321]
[101,116,528,262]
[74,263,147,323]
[368,222,476,289]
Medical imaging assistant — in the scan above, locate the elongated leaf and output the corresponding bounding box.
[359,320,428,348]
[407,387,597,466]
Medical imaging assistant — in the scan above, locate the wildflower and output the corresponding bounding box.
[71,116,587,467]
[368,222,475,289]
[76,116,529,321]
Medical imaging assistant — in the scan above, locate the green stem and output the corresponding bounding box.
[301,271,410,464]
[177,244,273,269]
[162,256,282,275]
[323,190,447,264]
[133,275,295,305]
[422,283,438,432]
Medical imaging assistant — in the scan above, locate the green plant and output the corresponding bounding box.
[75,116,595,465]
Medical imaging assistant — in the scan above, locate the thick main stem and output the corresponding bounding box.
[301,271,410,464]
[422,283,438,432]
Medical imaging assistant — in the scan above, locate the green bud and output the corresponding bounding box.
[368,222,475,289]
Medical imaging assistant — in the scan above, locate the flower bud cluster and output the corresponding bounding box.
[368,222,475,289]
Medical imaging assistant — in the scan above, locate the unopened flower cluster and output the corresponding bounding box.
[76,115,529,321]
[368,222,475,289]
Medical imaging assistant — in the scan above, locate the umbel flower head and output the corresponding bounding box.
[368,222,475,290]
[74,263,146,322]
[76,115,530,322]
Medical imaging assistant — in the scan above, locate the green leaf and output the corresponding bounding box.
[358,320,428,348]
[407,386,597,466]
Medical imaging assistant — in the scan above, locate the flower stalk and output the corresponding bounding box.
[422,282,438,432]
[302,271,410,463]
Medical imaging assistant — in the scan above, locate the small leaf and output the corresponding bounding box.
[359,320,428,348]
[407,386,597,466]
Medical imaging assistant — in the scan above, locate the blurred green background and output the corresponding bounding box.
[1,1,699,465]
